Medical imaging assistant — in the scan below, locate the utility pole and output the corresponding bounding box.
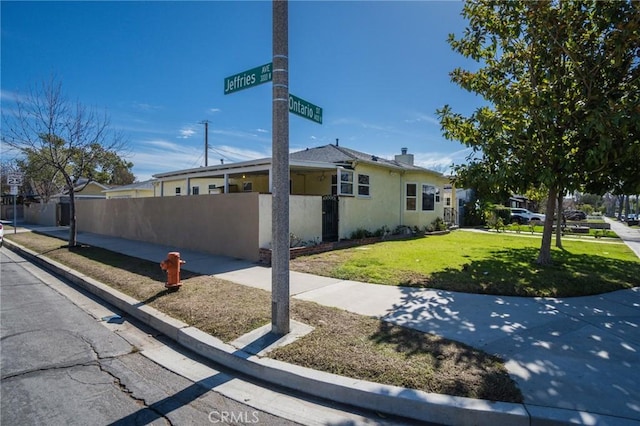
[272,0,290,335]
[201,120,210,167]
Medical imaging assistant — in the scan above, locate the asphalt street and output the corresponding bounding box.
[0,248,422,426]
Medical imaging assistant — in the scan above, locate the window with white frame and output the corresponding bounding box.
[192,186,199,195]
[421,184,439,211]
[331,169,354,196]
[243,182,253,192]
[175,187,181,196]
[357,174,370,197]
[406,183,417,210]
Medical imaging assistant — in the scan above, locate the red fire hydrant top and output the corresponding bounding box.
[160,251,186,290]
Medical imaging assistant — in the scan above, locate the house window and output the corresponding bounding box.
[357,174,370,197]
[175,187,181,196]
[422,184,439,211]
[243,182,253,192]
[208,184,216,190]
[331,169,354,196]
[192,186,199,195]
[406,183,417,211]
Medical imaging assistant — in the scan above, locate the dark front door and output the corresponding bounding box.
[322,195,339,242]
[58,203,70,226]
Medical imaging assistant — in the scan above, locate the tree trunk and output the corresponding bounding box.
[625,195,631,218]
[555,189,563,248]
[618,195,625,220]
[537,186,557,265]
[68,188,77,247]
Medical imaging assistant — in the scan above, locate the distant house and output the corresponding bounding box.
[508,195,537,211]
[103,180,156,199]
[24,179,112,226]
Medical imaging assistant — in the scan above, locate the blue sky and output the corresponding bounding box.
[1,1,484,181]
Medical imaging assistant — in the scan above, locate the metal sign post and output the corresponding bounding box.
[8,173,23,234]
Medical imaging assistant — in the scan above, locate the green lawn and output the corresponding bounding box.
[290,230,640,297]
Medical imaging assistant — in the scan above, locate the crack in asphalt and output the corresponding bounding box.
[83,337,174,426]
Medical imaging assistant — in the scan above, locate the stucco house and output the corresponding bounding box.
[75,144,455,261]
[151,143,454,240]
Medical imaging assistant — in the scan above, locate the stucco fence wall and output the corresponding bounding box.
[24,203,57,226]
[76,193,322,262]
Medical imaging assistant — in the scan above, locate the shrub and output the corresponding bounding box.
[432,217,447,231]
[485,204,510,230]
[373,225,390,237]
[350,228,373,239]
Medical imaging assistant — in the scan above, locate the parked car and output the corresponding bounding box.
[564,210,587,221]
[509,208,545,224]
[627,214,639,226]
[0,222,3,247]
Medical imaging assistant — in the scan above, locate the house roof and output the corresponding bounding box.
[290,144,440,174]
[152,144,443,180]
[102,180,156,193]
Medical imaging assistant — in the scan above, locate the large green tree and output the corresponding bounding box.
[2,77,130,247]
[438,0,639,265]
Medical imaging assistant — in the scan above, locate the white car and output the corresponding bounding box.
[509,208,546,224]
[0,222,4,247]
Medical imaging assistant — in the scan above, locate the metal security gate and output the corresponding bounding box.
[322,195,339,242]
[58,203,71,226]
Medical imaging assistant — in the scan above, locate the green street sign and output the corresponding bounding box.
[224,63,272,95]
[289,94,322,124]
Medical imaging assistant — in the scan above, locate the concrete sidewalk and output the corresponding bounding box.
[7,225,640,425]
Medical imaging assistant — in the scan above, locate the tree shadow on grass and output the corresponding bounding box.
[406,247,640,297]
[57,244,202,282]
[368,319,524,402]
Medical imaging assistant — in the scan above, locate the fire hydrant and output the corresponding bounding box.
[160,252,186,291]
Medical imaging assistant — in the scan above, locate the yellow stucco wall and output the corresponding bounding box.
[291,171,333,195]
[337,164,449,238]
[337,163,402,238]
[78,182,107,196]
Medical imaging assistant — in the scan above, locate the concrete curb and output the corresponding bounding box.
[8,238,621,426]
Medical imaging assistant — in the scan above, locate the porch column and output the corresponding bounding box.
[224,173,229,193]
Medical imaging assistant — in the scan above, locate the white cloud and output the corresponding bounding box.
[210,128,271,144]
[131,102,163,112]
[209,108,221,114]
[178,127,196,139]
[404,113,441,127]
[130,139,203,179]
[256,128,269,133]
[0,89,25,103]
[209,144,270,162]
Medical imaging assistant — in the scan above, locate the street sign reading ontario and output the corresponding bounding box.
[223,62,323,124]
[289,94,322,124]
[224,63,272,95]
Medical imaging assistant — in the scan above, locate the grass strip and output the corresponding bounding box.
[5,232,523,403]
